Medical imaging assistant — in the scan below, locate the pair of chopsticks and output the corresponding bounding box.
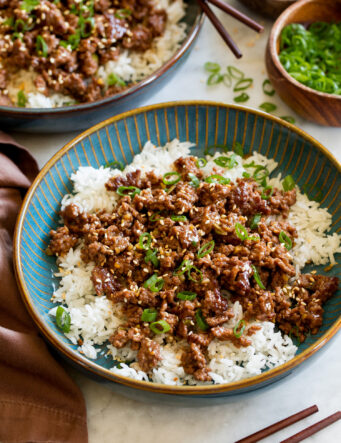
[196,0,264,58]
[235,405,341,443]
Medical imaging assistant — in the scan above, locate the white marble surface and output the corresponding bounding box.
[9,1,341,442]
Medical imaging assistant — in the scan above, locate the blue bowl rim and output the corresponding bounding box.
[14,100,341,395]
[0,5,204,117]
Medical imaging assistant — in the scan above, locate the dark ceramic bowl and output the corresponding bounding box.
[14,102,341,404]
[0,1,203,134]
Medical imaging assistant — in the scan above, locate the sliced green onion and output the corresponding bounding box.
[188,173,200,188]
[114,8,132,19]
[163,171,181,186]
[234,142,244,157]
[207,73,223,85]
[262,79,275,96]
[149,212,161,222]
[144,248,159,268]
[234,92,249,103]
[150,320,171,334]
[79,17,95,38]
[204,62,221,73]
[20,0,39,13]
[235,223,249,241]
[282,175,295,191]
[195,309,209,331]
[242,171,251,178]
[187,265,203,282]
[205,174,230,185]
[227,66,244,79]
[279,231,292,250]
[197,240,215,258]
[14,19,27,33]
[251,265,265,289]
[261,185,273,200]
[253,165,269,182]
[36,35,48,57]
[249,214,261,230]
[107,73,126,87]
[175,259,192,275]
[176,291,197,301]
[204,144,228,156]
[144,274,164,292]
[233,78,253,92]
[171,215,187,222]
[139,233,152,250]
[196,157,207,168]
[223,74,232,87]
[214,154,238,169]
[233,319,246,338]
[117,186,141,198]
[280,116,296,124]
[56,306,71,333]
[259,102,277,113]
[141,308,157,322]
[104,160,124,170]
[17,90,27,107]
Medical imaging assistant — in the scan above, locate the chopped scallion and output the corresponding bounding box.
[150,320,171,334]
[176,291,197,301]
[56,306,71,333]
[141,308,157,322]
[279,231,292,250]
[197,240,215,258]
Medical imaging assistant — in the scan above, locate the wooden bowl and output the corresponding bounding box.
[266,0,341,126]
[236,0,297,18]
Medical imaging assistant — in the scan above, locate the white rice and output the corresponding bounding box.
[7,0,186,108]
[49,139,341,385]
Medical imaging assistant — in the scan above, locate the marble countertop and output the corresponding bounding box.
[9,1,341,442]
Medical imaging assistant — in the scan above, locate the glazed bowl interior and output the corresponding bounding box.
[15,102,341,398]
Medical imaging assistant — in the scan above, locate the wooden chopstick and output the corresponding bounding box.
[206,0,264,33]
[280,411,341,443]
[235,405,319,443]
[196,0,242,58]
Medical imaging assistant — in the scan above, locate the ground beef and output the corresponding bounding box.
[137,338,161,372]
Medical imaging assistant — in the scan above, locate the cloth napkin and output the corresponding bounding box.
[0,132,88,443]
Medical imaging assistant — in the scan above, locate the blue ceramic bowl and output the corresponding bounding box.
[14,102,341,404]
[0,1,203,134]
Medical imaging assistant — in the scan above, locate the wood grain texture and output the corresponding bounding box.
[236,0,297,18]
[266,0,341,127]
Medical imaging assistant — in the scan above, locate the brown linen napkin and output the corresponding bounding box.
[0,132,88,443]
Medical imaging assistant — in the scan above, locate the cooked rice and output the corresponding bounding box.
[7,0,186,108]
[49,139,341,385]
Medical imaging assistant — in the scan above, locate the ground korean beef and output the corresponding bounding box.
[48,156,339,380]
[0,0,167,105]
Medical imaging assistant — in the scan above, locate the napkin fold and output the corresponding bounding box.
[0,132,88,443]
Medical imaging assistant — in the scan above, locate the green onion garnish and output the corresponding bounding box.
[227,66,244,79]
[235,223,249,241]
[114,8,132,19]
[262,79,275,96]
[207,73,223,85]
[104,160,124,170]
[141,308,157,322]
[150,320,171,334]
[188,173,200,188]
[174,259,192,275]
[79,17,95,38]
[187,265,203,283]
[251,265,265,289]
[107,73,126,87]
[233,78,253,92]
[195,309,209,331]
[279,231,292,250]
[280,116,296,124]
[234,92,249,103]
[253,165,269,183]
[282,175,295,191]
[36,35,48,57]
[223,74,232,87]
[56,306,71,333]
[144,274,164,292]
[259,102,277,113]
[17,90,27,107]
[139,233,152,250]
[197,240,215,258]
[163,171,181,186]
[242,172,251,178]
[214,154,238,169]
[233,319,246,338]
[149,212,161,222]
[261,185,273,200]
[20,0,39,13]
[205,174,230,185]
[234,142,244,157]
[171,215,187,222]
[176,291,197,301]
[117,186,141,198]
[249,214,261,230]
[144,248,159,268]
[204,62,221,72]
[196,157,207,168]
